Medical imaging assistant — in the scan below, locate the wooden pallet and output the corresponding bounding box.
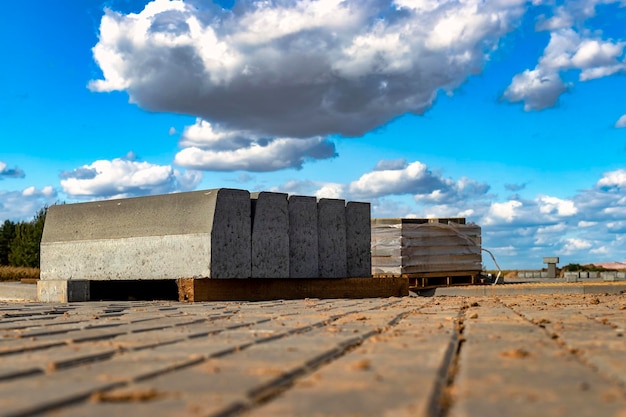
[38,278,410,303]
[177,277,409,302]
[374,271,482,289]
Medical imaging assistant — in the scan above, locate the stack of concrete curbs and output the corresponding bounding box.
[38,189,371,302]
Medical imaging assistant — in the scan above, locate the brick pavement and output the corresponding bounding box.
[1,293,625,416]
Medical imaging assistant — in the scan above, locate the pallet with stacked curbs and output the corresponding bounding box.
[371,218,483,289]
[38,189,407,302]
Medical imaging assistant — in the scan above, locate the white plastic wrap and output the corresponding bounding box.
[371,220,482,275]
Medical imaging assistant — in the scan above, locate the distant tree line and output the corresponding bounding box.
[0,207,47,268]
[561,263,613,272]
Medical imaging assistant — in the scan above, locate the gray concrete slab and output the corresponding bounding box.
[288,195,319,278]
[542,256,559,264]
[0,282,37,301]
[345,202,371,278]
[38,280,90,302]
[39,189,251,301]
[250,192,289,278]
[317,198,347,278]
[602,271,624,281]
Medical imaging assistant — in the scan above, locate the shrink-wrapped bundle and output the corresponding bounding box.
[371,218,481,276]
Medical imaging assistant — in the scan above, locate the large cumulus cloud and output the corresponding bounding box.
[90,0,526,141]
[88,0,626,174]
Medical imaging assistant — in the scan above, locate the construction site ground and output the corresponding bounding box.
[2,286,626,416]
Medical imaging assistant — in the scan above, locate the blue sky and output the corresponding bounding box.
[1,0,625,269]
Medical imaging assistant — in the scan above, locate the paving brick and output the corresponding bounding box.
[247,302,463,417]
[501,295,626,392]
[451,298,626,417]
[41,300,413,417]
[4,295,626,417]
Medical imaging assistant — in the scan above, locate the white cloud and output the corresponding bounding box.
[590,246,609,254]
[503,68,568,110]
[90,0,526,140]
[572,38,626,79]
[563,237,592,253]
[578,220,597,227]
[504,24,626,110]
[22,186,56,198]
[615,114,626,128]
[484,200,523,224]
[536,7,574,31]
[270,159,490,218]
[175,136,336,172]
[414,177,490,205]
[374,158,407,171]
[348,161,448,199]
[268,163,626,268]
[0,161,25,180]
[270,179,319,196]
[330,160,490,202]
[421,204,478,219]
[315,183,346,199]
[173,118,337,171]
[534,222,568,245]
[538,195,577,216]
[597,169,626,189]
[536,0,621,32]
[0,186,58,222]
[370,198,419,218]
[60,157,202,199]
[179,119,253,151]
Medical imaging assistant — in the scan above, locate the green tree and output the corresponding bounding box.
[8,207,47,268]
[0,220,17,265]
